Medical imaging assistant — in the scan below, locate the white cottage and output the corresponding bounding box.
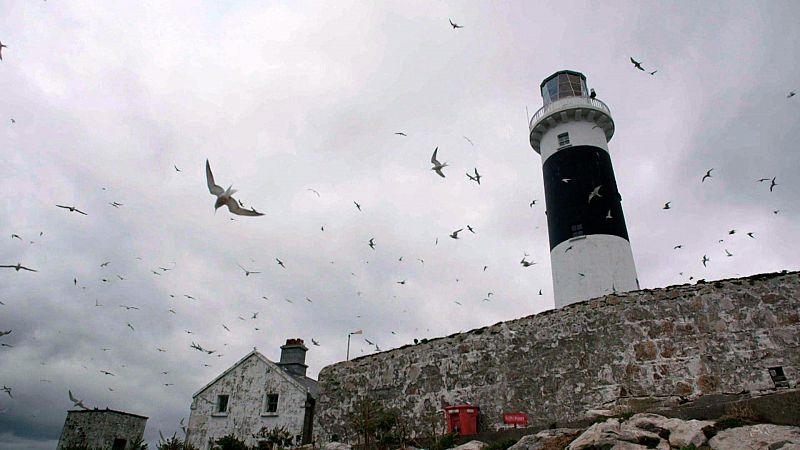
[186,339,318,449]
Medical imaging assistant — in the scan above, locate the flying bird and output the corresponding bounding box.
[354,201,362,211]
[394,132,407,136]
[561,178,571,183]
[56,204,88,215]
[588,185,602,203]
[0,263,37,272]
[463,136,474,146]
[68,390,89,410]
[10,234,21,240]
[630,57,645,71]
[237,264,260,276]
[206,159,264,216]
[397,280,406,285]
[465,168,482,185]
[725,249,733,257]
[100,261,110,267]
[276,258,285,268]
[788,91,796,99]
[0,41,7,61]
[449,228,463,239]
[466,225,476,234]
[430,147,448,178]
[119,305,139,310]
[702,169,713,182]
[747,232,756,238]
[306,188,321,197]
[663,202,671,210]
[0,330,10,337]
[449,19,464,29]
[674,245,683,249]
[702,255,710,267]
[311,339,320,346]
[368,238,375,249]
[174,164,181,172]
[649,70,658,76]
[769,177,777,192]
[127,323,135,331]
[100,370,115,376]
[529,200,537,207]
[520,257,536,267]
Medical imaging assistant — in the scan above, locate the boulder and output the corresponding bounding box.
[448,440,487,450]
[321,443,352,450]
[567,419,621,449]
[708,424,800,450]
[663,418,713,448]
[507,428,582,450]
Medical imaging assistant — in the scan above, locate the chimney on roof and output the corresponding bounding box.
[278,338,308,377]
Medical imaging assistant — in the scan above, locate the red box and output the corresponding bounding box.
[503,412,528,425]
[444,405,479,436]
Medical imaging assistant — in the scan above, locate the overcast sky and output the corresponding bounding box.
[1,1,799,448]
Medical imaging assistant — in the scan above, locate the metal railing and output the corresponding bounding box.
[529,96,611,129]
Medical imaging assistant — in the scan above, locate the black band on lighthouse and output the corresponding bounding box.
[542,145,630,250]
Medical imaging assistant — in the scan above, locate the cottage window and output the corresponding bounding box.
[265,393,279,413]
[216,394,229,413]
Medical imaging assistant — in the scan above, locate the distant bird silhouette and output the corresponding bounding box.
[674,245,683,249]
[520,257,535,267]
[127,323,135,331]
[0,330,10,337]
[725,249,733,257]
[431,147,448,178]
[728,229,736,235]
[174,165,181,172]
[538,289,543,295]
[747,232,756,238]
[1,263,37,272]
[119,305,139,310]
[100,261,110,267]
[663,202,671,210]
[463,136,474,146]
[354,201,362,211]
[394,132,407,136]
[449,228,463,239]
[10,234,21,240]
[788,91,796,99]
[702,169,713,182]
[605,210,613,219]
[630,57,645,71]
[769,177,777,192]
[529,200,537,207]
[561,178,572,183]
[312,339,320,346]
[306,188,321,197]
[649,70,658,75]
[702,255,710,267]
[368,238,376,250]
[564,246,574,253]
[206,159,264,216]
[397,280,406,285]
[100,370,115,376]
[449,19,464,29]
[466,168,481,184]
[56,204,88,215]
[237,264,260,276]
[0,41,7,61]
[276,258,285,268]
[466,225,476,234]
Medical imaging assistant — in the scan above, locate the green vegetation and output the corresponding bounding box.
[157,433,199,450]
[212,434,249,450]
[484,438,519,450]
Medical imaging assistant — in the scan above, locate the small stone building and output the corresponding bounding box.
[56,408,147,450]
[187,339,318,449]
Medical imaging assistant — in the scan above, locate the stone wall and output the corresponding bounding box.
[57,409,147,450]
[187,353,311,449]
[315,271,800,442]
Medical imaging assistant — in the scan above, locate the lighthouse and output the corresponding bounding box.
[529,70,638,308]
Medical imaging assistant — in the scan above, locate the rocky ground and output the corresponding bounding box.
[318,412,800,450]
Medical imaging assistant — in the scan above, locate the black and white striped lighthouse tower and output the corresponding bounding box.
[529,70,638,308]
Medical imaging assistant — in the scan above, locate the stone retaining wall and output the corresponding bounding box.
[315,271,800,441]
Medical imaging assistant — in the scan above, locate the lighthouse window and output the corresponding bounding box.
[558,132,570,147]
[570,223,584,237]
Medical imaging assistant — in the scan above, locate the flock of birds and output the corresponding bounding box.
[0,16,797,446]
